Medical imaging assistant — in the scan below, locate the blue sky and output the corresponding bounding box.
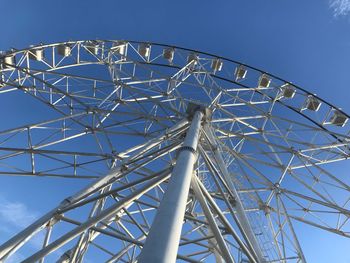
[1,0,350,262]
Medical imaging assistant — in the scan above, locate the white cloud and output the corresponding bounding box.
[0,196,43,249]
[329,0,350,17]
[0,196,63,260]
[0,197,41,261]
[0,197,39,229]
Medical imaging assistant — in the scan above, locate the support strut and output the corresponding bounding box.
[204,124,266,263]
[0,119,188,261]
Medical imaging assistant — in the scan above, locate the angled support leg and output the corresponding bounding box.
[204,124,266,263]
[0,119,188,261]
[191,175,235,263]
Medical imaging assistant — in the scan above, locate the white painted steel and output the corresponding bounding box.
[138,111,203,263]
[1,40,350,263]
[204,125,266,263]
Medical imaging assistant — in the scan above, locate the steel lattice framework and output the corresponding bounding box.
[0,40,349,262]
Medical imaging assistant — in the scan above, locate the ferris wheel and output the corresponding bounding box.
[0,40,349,263]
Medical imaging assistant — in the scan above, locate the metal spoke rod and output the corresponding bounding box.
[22,170,171,263]
[203,124,266,263]
[197,174,259,263]
[0,118,188,260]
[191,175,234,263]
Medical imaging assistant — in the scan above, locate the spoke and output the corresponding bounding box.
[1,40,350,262]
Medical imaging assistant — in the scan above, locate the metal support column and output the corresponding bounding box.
[138,110,204,263]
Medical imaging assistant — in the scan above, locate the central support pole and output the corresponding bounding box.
[138,110,204,263]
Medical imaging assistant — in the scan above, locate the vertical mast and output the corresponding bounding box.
[138,109,204,263]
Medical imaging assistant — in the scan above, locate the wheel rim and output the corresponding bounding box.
[0,40,349,262]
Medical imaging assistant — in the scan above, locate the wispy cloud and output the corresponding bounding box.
[0,196,63,261]
[0,196,43,260]
[0,197,39,229]
[329,0,350,17]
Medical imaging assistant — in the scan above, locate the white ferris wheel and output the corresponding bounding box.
[0,40,349,263]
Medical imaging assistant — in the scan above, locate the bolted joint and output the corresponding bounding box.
[120,164,128,172]
[186,102,211,121]
[259,203,273,215]
[57,249,73,263]
[274,183,282,195]
[46,214,61,227]
[176,145,198,160]
[177,145,197,155]
[60,197,73,206]
[228,195,236,206]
